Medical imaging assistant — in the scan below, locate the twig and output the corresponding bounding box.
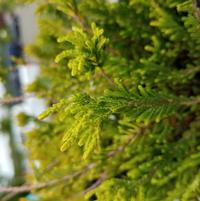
[193,0,200,22]
[0,163,96,194]
[100,68,118,88]
[38,159,60,178]
[66,0,89,31]
[2,192,18,201]
[0,94,33,105]
[107,132,141,158]
[0,127,142,200]
[181,97,200,106]
[79,171,108,196]
[74,129,143,198]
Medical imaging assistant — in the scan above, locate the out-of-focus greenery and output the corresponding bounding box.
[0,1,25,201]
[0,0,16,11]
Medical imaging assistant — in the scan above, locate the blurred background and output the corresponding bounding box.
[0,1,45,200]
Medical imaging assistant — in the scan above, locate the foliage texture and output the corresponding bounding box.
[17,0,200,200]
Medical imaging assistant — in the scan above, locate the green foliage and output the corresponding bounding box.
[39,86,181,159]
[0,117,11,134]
[85,179,136,201]
[19,0,200,201]
[55,23,108,76]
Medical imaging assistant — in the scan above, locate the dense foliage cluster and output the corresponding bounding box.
[18,0,200,200]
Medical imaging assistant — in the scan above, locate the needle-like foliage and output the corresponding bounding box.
[16,0,200,200]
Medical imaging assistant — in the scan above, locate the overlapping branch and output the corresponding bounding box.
[0,128,142,200]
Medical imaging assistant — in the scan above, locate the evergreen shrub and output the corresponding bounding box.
[17,0,200,200]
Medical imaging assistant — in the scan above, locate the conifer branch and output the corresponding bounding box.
[0,128,142,198]
[7,0,200,200]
